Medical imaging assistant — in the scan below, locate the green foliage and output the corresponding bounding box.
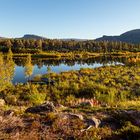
[65,95,76,106]
[25,92,46,105]
[22,84,46,105]
[44,65,140,106]
[5,95,17,105]
[115,122,140,140]
[0,38,140,54]
[0,84,48,106]
[0,40,140,139]
[0,51,14,92]
[1,64,140,107]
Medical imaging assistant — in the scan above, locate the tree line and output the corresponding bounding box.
[0,39,140,53]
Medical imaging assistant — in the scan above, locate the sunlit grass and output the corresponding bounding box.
[117,100,140,109]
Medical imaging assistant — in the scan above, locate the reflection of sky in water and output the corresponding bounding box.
[12,62,123,84]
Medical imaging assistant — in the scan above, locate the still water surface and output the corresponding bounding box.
[12,57,124,84]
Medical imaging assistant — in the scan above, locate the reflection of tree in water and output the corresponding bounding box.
[25,54,34,80]
[0,49,15,91]
[36,59,44,69]
[5,48,15,82]
[13,56,130,69]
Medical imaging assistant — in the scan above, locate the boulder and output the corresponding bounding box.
[0,99,5,106]
[25,101,56,114]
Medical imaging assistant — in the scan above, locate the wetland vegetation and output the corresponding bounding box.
[0,39,140,139]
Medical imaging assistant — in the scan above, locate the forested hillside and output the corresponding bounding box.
[0,38,140,53]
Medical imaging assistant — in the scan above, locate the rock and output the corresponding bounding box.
[81,117,101,131]
[91,117,101,128]
[68,113,84,120]
[4,110,15,116]
[85,117,101,128]
[0,99,5,106]
[56,104,67,110]
[25,101,56,114]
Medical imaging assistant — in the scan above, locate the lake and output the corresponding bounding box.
[12,56,125,84]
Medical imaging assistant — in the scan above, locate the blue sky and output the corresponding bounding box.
[0,0,140,39]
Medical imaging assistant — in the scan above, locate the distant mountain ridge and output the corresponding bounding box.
[95,29,140,44]
[22,34,46,39]
[60,38,87,41]
[1,29,140,44]
[22,35,87,41]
